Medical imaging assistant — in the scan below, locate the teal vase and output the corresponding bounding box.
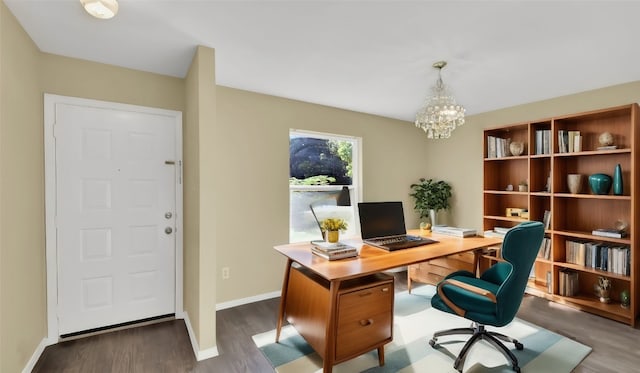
[588,173,612,195]
[613,164,623,195]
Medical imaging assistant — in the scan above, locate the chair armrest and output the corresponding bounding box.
[444,279,497,303]
[436,278,497,317]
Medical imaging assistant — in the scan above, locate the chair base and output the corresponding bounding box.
[429,322,523,373]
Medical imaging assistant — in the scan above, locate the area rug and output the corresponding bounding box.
[252,286,591,372]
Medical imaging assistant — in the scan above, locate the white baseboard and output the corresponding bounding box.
[215,290,281,310]
[182,312,219,361]
[22,338,48,373]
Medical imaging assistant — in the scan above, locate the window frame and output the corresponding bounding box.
[289,129,362,243]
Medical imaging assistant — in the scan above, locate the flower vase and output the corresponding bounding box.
[429,209,437,227]
[327,230,339,243]
[613,163,623,195]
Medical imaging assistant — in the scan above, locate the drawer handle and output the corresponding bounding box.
[359,319,374,327]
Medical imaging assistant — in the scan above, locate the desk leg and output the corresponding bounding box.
[472,249,481,276]
[275,258,293,342]
[323,279,340,373]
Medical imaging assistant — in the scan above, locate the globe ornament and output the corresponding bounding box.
[598,132,614,146]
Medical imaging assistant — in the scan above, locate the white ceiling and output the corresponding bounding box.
[6,0,640,121]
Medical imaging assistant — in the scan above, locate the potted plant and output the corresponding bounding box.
[409,178,452,226]
[320,218,348,243]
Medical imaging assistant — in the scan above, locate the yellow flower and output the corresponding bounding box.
[320,218,348,232]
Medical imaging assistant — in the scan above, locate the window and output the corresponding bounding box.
[289,130,360,243]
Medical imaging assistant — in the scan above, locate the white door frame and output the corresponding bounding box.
[43,94,184,344]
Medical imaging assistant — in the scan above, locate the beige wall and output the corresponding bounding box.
[40,53,183,112]
[0,3,45,372]
[426,81,640,231]
[184,46,217,352]
[215,87,432,302]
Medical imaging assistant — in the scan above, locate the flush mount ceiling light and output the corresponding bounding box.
[80,0,119,19]
[415,61,466,139]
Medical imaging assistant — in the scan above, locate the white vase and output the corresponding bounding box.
[567,174,583,194]
[429,209,437,226]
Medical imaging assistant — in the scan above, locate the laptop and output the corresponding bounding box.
[358,201,438,251]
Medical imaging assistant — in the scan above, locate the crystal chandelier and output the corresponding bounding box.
[415,61,466,139]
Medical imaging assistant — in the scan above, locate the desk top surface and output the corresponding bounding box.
[274,230,503,282]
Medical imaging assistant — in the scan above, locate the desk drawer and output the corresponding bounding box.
[409,252,475,285]
[336,282,393,360]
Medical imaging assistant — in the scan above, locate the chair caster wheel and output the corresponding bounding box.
[515,342,523,350]
[429,339,436,347]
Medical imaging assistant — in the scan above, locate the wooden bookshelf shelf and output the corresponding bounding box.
[482,103,640,326]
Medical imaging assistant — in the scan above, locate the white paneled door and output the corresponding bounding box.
[53,100,180,335]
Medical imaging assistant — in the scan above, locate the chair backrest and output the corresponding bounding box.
[492,221,545,323]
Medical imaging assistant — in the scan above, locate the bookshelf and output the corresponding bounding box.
[481,104,639,326]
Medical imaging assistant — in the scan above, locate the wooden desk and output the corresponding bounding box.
[274,231,502,373]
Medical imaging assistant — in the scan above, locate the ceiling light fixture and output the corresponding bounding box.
[80,0,119,19]
[415,61,466,139]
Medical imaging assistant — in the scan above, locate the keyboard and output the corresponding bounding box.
[365,235,438,251]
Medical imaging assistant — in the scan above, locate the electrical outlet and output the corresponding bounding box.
[222,267,230,280]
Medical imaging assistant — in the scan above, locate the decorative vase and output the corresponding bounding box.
[588,173,612,195]
[613,164,623,195]
[429,209,437,227]
[567,174,583,194]
[510,141,524,156]
[621,289,631,308]
[327,230,339,243]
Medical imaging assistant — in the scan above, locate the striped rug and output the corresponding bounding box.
[253,286,591,372]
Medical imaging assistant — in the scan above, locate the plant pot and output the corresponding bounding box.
[326,230,339,243]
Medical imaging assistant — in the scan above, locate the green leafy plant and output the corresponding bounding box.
[320,218,348,232]
[409,178,452,219]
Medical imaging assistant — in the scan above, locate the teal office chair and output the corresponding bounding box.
[429,221,544,373]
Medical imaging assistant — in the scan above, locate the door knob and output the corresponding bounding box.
[165,227,173,235]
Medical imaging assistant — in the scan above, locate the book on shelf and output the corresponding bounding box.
[592,228,628,238]
[559,269,579,297]
[597,145,618,150]
[537,237,551,259]
[432,225,477,237]
[542,210,551,230]
[486,135,511,158]
[535,129,551,155]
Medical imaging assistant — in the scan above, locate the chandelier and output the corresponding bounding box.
[415,61,466,139]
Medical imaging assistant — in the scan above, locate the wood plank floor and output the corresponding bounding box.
[33,271,640,372]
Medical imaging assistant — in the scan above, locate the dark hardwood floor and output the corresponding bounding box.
[33,271,640,372]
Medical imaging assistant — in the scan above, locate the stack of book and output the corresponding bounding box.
[311,241,358,260]
[483,226,511,238]
[557,130,582,153]
[486,135,511,158]
[537,237,551,259]
[535,129,551,155]
[558,269,579,296]
[565,239,631,275]
[432,226,477,237]
[592,228,627,238]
